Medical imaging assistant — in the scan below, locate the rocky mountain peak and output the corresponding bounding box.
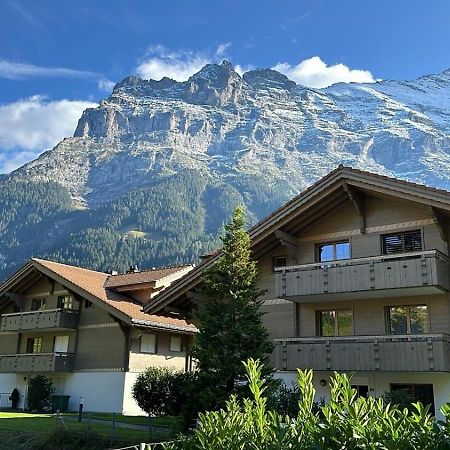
[243,68,297,91]
[183,60,243,106]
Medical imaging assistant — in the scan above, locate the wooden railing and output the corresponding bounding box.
[275,250,449,298]
[274,333,450,372]
[0,308,79,332]
[0,352,75,373]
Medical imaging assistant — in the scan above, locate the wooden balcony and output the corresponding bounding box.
[275,250,449,301]
[0,353,75,373]
[274,334,450,373]
[0,309,79,332]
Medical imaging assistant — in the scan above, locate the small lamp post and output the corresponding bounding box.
[78,396,84,422]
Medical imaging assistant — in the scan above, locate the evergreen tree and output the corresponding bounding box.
[190,206,274,402]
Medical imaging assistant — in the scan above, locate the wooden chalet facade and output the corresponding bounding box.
[145,166,450,418]
[0,259,196,413]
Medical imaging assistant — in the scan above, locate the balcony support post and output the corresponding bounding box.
[427,337,434,371]
[343,183,365,234]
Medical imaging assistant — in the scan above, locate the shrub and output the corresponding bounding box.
[383,387,415,411]
[132,366,196,418]
[267,380,301,416]
[133,367,177,416]
[165,359,450,450]
[27,375,54,412]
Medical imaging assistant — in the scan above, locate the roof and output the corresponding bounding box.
[0,258,197,333]
[104,265,191,288]
[145,165,450,314]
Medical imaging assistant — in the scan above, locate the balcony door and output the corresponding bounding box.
[390,383,435,415]
[54,336,69,353]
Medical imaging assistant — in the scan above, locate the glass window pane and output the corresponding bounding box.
[404,232,422,252]
[273,256,287,268]
[140,334,156,353]
[335,242,350,260]
[337,309,353,336]
[389,307,408,334]
[410,306,428,334]
[170,336,183,352]
[320,311,336,336]
[319,244,334,262]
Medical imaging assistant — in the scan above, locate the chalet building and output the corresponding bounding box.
[145,166,450,418]
[0,259,196,414]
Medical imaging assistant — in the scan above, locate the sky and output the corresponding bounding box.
[1,0,450,174]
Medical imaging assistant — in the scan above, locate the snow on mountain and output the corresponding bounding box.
[10,61,450,202]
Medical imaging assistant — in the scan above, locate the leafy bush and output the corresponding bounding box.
[165,359,450,450]
[132,366,196,419]
[266,380,301,416]
[383,387,415,411]
[27,375,54,412]
[133,367,178,416]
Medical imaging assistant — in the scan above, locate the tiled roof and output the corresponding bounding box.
[105,265,191,288]
[32,259,197,333]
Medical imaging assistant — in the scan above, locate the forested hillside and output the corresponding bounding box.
[0,170,288,281]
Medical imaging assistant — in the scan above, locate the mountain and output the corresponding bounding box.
[1,61,450,280]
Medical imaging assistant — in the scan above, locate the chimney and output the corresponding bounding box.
[127,265,139,273]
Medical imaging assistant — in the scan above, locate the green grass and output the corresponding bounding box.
[0,412,175,449]
[87,412,180,429]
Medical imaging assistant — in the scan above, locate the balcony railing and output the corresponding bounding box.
[274,333,450,373]
[0,352,75,373]
[275,250,449,299]
[0,309,79,332]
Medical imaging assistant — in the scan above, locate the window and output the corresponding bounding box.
[388,305,428,334]
[318,309,353,336]
[317,241,350,262]
[390,384,435,415]
[381,230,422,255]
[26,337,43,353]
[31,298,46,311]
[351,385,369,398]
[53,336,69,353]
[272,256,287,270]
[170,336,183,352]
[57,295,74,310]
[140,334,156,354]
[84,300,93,309]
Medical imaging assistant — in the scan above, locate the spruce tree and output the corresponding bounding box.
[190,206,274,402]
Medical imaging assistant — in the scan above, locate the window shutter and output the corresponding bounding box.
[382,230,422,255]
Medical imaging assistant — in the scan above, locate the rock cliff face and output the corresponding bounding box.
[2,61,450,279]
[11,61,450,204]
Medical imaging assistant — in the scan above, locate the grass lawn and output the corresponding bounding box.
[86,412,180,429]
[0,411,175,449]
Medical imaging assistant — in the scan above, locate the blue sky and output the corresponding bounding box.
[1,0,450,173]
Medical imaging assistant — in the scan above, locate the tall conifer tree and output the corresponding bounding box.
[190,206,274,399]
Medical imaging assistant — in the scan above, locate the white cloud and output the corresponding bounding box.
[235,64,254,76]
[0,96,97,173]
[98,78,116,92]
[0,60,98,80]
[216,42,231,57]
[0,150,37,174]
[272,56,375,88]
[135,44,236,81]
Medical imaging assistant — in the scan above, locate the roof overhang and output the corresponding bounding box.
[145,165,450,315]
